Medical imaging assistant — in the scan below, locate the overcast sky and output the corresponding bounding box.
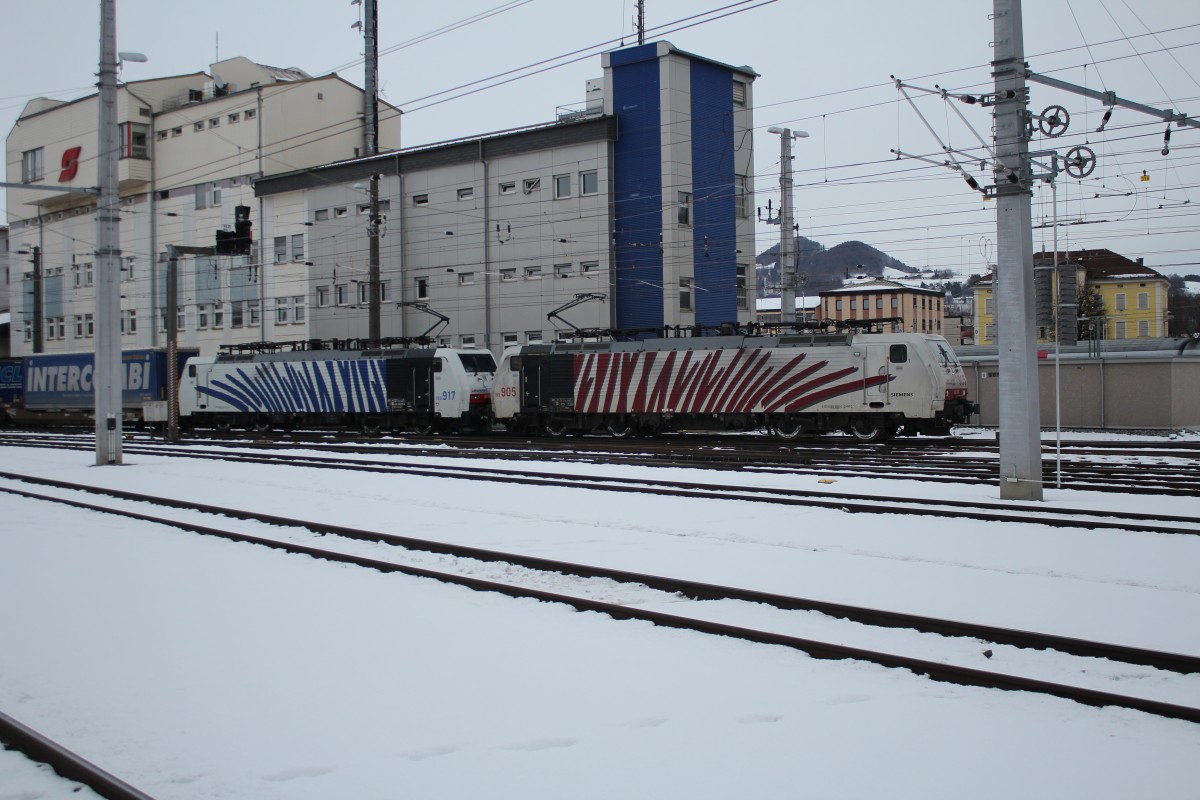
[3,0,1198,276]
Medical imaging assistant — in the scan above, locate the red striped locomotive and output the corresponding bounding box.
[491,331,975,440]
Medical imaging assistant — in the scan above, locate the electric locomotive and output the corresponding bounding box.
[491,331,975,440]
[180,339,495,433]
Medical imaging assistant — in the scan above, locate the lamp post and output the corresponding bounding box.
[766,127,808,324]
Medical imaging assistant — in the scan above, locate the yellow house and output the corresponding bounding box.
[972,249,1170,344]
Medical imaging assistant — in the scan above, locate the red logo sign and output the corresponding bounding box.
[59,146,82,182]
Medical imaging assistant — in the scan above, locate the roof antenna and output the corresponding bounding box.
[636,0,645,45]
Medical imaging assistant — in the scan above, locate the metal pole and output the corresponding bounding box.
[777,130,795,324]
[95,0,123,465]
[365,0,381,341]
[166,246,179,443]
[992,0,1041,500]
[637,0,645,45]
[31,247,43,354]
[1052,181,1060,490]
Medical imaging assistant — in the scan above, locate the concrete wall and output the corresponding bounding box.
[962,354,1200,431]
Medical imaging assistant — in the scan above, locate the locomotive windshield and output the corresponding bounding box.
[458,352,497,374]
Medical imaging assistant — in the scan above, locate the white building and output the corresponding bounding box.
[5,57,399,357]
[255,42,758,356]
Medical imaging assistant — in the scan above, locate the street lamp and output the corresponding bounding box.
[766,127,809,324]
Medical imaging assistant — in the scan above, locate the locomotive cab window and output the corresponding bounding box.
[458,352,497,374]
[433,359,444,373]
[188,364,197,377]
[889,344,908,364]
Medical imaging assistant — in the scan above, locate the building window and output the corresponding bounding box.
[582,261,599,277]
[733,79,747,107]
[276,298,289,324]
[677,192,691,226]
[21,148,44,182]
[736,264,747,310]
[580,170,598,195]
[86,313,95,337]
[984,323,996,340]
[209,117,220,128]
[1137,291,1149,310]
[314,209,329,221]
[231,302,243,328]
[75,315,84,338]
[457,187,474,201]
[210,185,221,207]
[194,122,205,132]
[1138,319,1149,337]
[293,297,306,323]
[334,206,348,217]
[412,194,429,206]
[876,297,884,310]
[835,299,842,311]
[500,268,516,281]
[156,130,168,141]
[499,181,516,195]
[503,332,519,345]
[291,234,304,262]
[358,282,370,304]
[526,330,543,343]
[228,112,240,124]
[554,174,571,198]
[123,309,137,334]
[984,297,994,315]
[213,305,224,328]
[316,285,329,307]
[118,123,149,158]
[274,236,288,264]
[555,263,573,278]
[850,299,857,311]
[198,304,209,329]
[1115,293,1127,311]
[735,175,750,218]
[892,296,899,309]
[459,272,475,286]
[335,284,348,305]
[379,281,390,302]
[525,266,542,280]
[523,177,541,194]
[245,109,256,120]
[246,302,259,326]
[680,277,693,311]
[416,277,429,299]
[1115,321,1127,339]
[171,127,182,137]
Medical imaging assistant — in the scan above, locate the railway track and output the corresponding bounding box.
[1,472,1198,724]
[0,709,155,800]
[4,428,1196,495]
[1,437,1197,535]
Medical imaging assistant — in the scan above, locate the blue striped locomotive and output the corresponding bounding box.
[180,341,495,433]
[491,332,975,440]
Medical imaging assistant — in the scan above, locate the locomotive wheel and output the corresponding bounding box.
[412,416,434,435]
[772,417,803,441]
[605,418,635,438]
[360,418,382,436]
[252,417,272,433]
[544,418,570,437]
[848,418,885,442]
[213,417,233,432]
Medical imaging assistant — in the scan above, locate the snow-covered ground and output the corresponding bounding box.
[1,437,1198,799]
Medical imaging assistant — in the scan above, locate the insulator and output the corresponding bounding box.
[1096,108,1113,133]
